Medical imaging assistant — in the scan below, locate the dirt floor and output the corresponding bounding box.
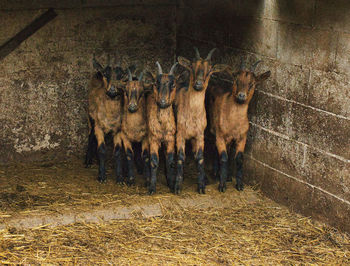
[0,159,349,264]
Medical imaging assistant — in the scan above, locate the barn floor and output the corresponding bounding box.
[0,159,349,264]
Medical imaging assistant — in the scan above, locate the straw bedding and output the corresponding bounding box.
[0,160,349,264]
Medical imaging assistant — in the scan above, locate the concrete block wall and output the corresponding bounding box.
[0,0,177,162]
[176,0,350,232]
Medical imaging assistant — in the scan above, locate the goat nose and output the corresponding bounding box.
[128,103,137,112]
[237,92,246,102]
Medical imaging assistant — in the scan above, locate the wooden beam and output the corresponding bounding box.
[0,8,57,61]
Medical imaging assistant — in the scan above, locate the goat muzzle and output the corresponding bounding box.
[236,92,247,104]
[128,103,138,113]
[194,80,204,91]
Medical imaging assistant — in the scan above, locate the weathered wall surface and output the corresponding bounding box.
[0,0,177,162]
[176,0,350,232]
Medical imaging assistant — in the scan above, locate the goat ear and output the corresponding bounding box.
[144,70,156,82]
[256,71,271,83]
[116,80,127,90]
[95,71,104,81]
[211,64,230,74]
[92,58,104,72]
[177,56,191,70]
[115,66,124,80]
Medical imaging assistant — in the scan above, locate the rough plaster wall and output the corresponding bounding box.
[176,0,350,232]
[0,0,176,163]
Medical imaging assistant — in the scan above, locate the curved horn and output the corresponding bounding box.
[251,60,262,72]
[107,54,111,66]
[127,68,133,81]
[240,57,246,70]
[156,61,163,75]
[114,52,120,67]
[169,62,178,75]
[138,70,144,81]
[206,48,217,61]
[194,47,200,59]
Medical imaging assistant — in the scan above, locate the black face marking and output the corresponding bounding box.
[115,67,124,80]
[156,74,175,108]
[103,66,112,83]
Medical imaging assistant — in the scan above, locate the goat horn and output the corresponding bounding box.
[127,68,133,81]
[240,57,246,70]
[107,54,111,66]
[194,47,200,59]
[156,61,163,75]
[251,60,262,72]
[138,70,144,81]
[206,48,217,61]
[169,62,178,75]
[114,52,120,67]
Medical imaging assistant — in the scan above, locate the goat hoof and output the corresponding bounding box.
[174,186,182,195]
[235,181,244,191]
[85,158,92,168]
[98,178,106,184]
[218,183,226,192]
[98,174,106,183]
[174,176,183,195]
[198,183,206,194]
[174,183,182,194]
[116,176,124,184]
[168,183,175,193]
[126,177,135,187]
[148,185,156,195]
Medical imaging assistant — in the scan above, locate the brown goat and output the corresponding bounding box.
[147,62,178,194]
[175,48,228,194]
[86,55,124,183]
[119,69,150,186]
[209,59,271,192]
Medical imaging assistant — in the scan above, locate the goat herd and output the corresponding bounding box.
[85,48,271,195]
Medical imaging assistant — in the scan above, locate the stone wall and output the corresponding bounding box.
[176,0,350,232]
[1,0,349,232]
[0,0,177,162]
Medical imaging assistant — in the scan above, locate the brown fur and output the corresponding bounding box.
[209,66,270,191]
[120,80,149,160]
[175,49,228,193]
[147,75,176,155]
[88,75,122,145]
[85,55,125,182]
[209,70,271,155]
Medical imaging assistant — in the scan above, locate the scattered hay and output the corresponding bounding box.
[0,159,349,264]
[0,203,349,264]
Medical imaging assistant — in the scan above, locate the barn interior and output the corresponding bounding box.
[0,0,349,264]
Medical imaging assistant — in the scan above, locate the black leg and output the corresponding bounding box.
[134,143,143,175]
[149,153,159,195]
[235,152,244,191]
[196,148,205,194]
[227,144,235,182]
[97,143,106,183]
[126,148,135,186]
[166,152,175,192]
[143,149,151,188]
[115,144,123,184]
[212,148,219,182]
[174,148,185,194]
[218,151,228,192]
[85,130,97,168]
